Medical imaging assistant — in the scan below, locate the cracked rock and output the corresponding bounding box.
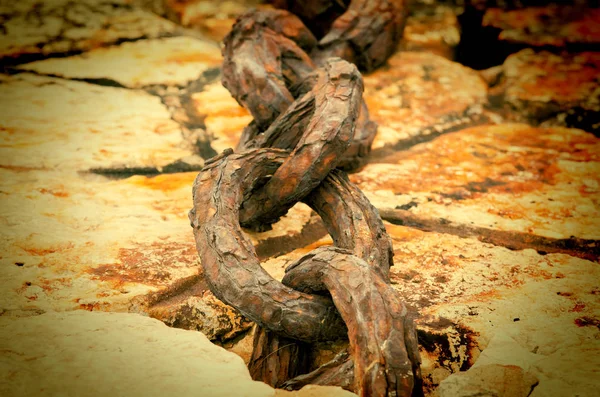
[437,364,539,397]
[0,0,179,64]
[351,123,600,244]
[0,73,196,171]
[19,36,222,88]
[362,51,488,157]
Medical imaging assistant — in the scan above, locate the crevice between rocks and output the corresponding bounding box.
[0,32,183,69]
[380,208,599,262]
[368,109,490,162]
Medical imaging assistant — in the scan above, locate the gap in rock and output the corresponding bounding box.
[381,208,600,262]
[0,33,181,69]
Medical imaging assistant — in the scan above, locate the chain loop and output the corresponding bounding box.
[190,1,421,395]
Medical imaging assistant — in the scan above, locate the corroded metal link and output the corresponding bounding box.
[223,9,379,172]
[282,247,423,396]
[238,58,362,229]
[189,149,346,342]
[272,0,408,72]
[248,169,398,389]
[192,3,422,396]
[222,9,317,132]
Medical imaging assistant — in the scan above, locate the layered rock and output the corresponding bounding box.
[489,49,600,134]
[0,311,354,397]
[0,0,179,64]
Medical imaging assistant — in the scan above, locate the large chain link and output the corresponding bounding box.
[189,1,422,396]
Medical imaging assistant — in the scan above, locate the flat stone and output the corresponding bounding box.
[0,311,355,397]
[153,0,267,42]
[401,4,461,60]
[19,36,222,88]
[0,73,193,172]
[0,0,179,64]
[351,124,600,246]
[482,5,600,48]
[362,51,488,157]
[437,364,538,397]
[493,49,600,134]
[190,81,254,153]
[0,168,320,338]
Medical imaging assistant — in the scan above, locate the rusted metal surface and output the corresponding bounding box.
[190,5,424,393]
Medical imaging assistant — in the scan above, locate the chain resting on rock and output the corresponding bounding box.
[190,1,423,396]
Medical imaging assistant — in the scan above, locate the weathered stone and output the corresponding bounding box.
[0,0,179,64]
[492,49,600,134]
[401,4,461,59]
[458,2,600,69]
[351,124,600,247]
[190,81,254,153]
[148,0,269,42]
[362,51,488,157]
[437,364,538,397]
[19,36,222,88]
[0,311,355,397]
[0,73,194,172]
[0,168,318,338]
[482,5,600,49]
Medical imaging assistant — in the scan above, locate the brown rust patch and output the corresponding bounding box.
[355,124,598,198]
[483,6,600,48]
[127,172,197,192]
[36,188,68,198]
[574,316,600,329]
[89,242,199,287]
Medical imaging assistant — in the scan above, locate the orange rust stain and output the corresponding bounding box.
[127,172,197,192]
[38,188,69,198]
[21,242,75,256]
[385,223,424,241]
[354,124,598,201]
[88,242,198,287]
[570,302,587,312]
[166,52,221,65]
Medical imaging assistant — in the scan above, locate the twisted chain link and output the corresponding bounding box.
[190,2,423,395]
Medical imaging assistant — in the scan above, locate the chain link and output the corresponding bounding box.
[190,2,422,395]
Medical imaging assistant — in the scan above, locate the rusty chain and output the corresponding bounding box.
[189,1,423,395]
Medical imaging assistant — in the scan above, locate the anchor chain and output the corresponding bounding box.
[190,1,422,395]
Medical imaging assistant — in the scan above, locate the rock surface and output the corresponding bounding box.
[491,49,600,133]
[19,36,222,88]
[1,0,599,396]
[0,0,179,63]
[0,73,193,172]
[363,51,489,157]
[437,364,538,397]
[352,124,600,246]
[0,311,354,397]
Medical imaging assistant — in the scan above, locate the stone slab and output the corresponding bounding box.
[0,73,193,172]
[0,167,320,337]
[19,36,222,88]
[482,5,600,48]
[362,51,488,156]
[351,124,600,246]
[492,49,600,134]
[0,0,179,63]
